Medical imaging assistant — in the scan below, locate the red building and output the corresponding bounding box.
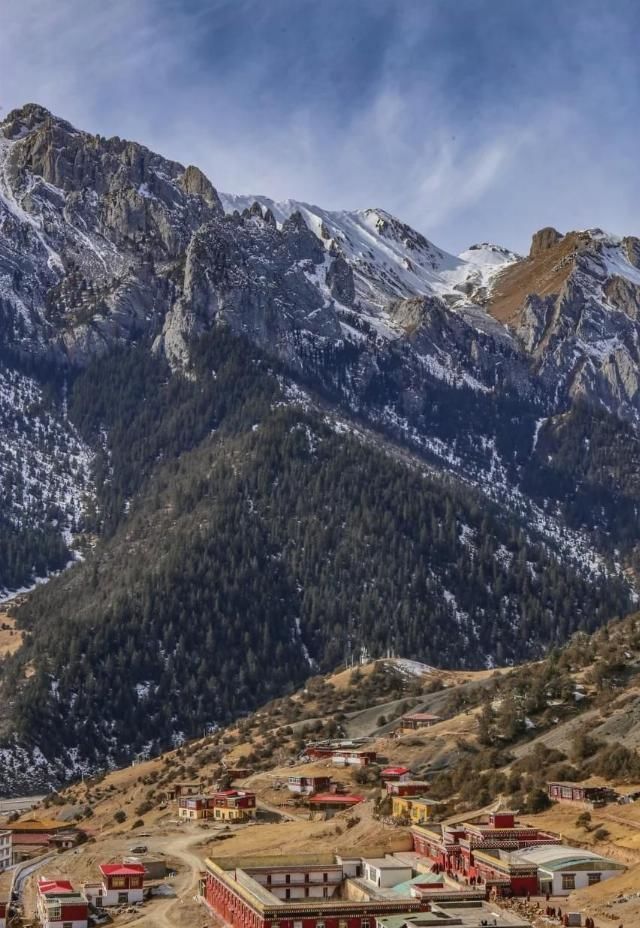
[381,767,411,782]
[547,782,617,805]
[386,781,431,797]
[201,854,426,928]
[307,794,364,815]
[304,744,377,766]
[412,812,561,896]
[37,878,89,928]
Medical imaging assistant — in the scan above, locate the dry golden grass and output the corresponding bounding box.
[0,607,23,657]
[488,232,591,326]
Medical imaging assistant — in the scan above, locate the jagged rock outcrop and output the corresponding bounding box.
[529,226,563,257]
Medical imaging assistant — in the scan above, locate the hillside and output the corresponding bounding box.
[6,620,640,925]
[2,103,640,779]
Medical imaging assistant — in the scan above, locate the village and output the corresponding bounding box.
[0,699,637,928]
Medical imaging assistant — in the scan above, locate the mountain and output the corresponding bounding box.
[0,103,639,787]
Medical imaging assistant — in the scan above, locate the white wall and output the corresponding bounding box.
[84,886,144,907]
[549,869,620,896]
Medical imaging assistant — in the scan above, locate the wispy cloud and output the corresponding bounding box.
[1,0,639,253]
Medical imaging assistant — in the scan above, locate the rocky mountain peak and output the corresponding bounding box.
[529,226,563,257]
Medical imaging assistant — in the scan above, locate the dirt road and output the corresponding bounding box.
[125,830,212,928]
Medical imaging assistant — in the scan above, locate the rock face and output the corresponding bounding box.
[3,102,640,497]
[529,226,563,257]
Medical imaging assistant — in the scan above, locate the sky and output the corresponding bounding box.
[1,0,639,254]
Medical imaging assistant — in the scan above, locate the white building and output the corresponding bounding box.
[245,862,344,901]
[0,831,11,872]
[514,845,626,895]
[362,856,413,889]
[83,863,145,907]
[36,879,89,928]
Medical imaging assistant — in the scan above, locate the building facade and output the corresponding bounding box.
[179,789,257,822]
[307,794,364,816]
[512,846,626,896]
[0,831,11,871]
[37,879,89,928]
[398,714,440,733]
[547,782,617,805]
[83,863,145,907]
[391,797,439,825]
[411,813,562,896]
[386,782,431,798]
[288,776,333,796]
[201,854,427,928]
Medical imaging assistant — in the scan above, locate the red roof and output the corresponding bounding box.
[38,879,75,896]
[100,863,145,877]
[381,766,410,776]
[308,794,364,804]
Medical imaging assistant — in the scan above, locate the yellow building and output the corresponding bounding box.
[178,790,257,822]
[391,795,439,824]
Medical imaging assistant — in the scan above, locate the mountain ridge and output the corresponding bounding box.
[0,103,640,787]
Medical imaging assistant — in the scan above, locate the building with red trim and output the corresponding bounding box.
[411,813,561,896]
[37,878,89,928]
[201,853,429,928]
[381,767,411,783]
[83,862,145,907]
[288,775,334,795]
[178,789,257,822]
[386,782,431,798]
[304,744,377,766]
[307,794,364,816]
[398,714,440,733]
[547,782,617,805]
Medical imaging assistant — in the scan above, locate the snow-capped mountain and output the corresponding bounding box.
[1,103,640,593]
[2,103,640,789]
[218,192,519,315]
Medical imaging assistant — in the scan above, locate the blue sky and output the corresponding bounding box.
[1,0,639,253]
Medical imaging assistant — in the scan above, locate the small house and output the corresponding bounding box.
[547,782,617,805]
[83,862,145,907]
[37,878,89,928]
[392,795,439,824]
[287,774,333,795]
[386,780,431,797]
[307,793,364,816]
[380,766,411,782]
[398,713,440,733]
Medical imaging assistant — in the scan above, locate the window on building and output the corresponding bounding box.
[118,892,129,904]
[63,923,72,928]
[267,875,272,885]
[362,921,370,928]
[323,887,329,899]
[285,889,291,900]
[111,877,126,888]
[561,874,576,891]
[588,873,601,885]
[323,873,328,882]
[339,920,347,928]
[285,875,291,884]
[316,921,325,928]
